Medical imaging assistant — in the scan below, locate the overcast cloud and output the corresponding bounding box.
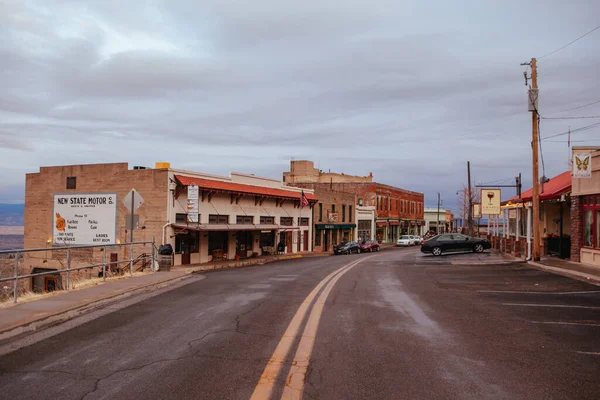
[1,0,599,212]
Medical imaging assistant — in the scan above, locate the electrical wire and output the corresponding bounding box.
[545,99,600,114]
[541,121,600,140]
[538,23,600,59]
[542,116,600,120]
[538,116,546,180]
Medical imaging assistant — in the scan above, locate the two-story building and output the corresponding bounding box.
[24,162,316,275]
[283,160,424,244]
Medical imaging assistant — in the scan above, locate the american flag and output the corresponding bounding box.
[300,190,309,208]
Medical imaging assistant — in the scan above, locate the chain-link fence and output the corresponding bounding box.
[0,240,156,304]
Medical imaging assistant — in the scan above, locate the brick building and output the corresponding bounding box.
[24,162,316,279]
[284,161,424,244]
[310,188,356,252]
[570,146,600,268]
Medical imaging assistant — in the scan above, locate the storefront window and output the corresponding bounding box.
[280,217,293,226]
[583,210,593,247]
[175,231,199,253]
[315,230,322,246]
[597,210,600,248]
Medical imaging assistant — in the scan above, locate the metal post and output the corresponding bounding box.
[13,252,19,304]
[102,246,107,282]
[129,243,133,276]
[66,248,71,291]
[151,236,156,272]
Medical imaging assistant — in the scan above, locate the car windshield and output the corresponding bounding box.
[400,235,410,239]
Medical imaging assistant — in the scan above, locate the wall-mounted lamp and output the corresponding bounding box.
[116,239,121,245]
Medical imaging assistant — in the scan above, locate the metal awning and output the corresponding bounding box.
[171,223,284,232]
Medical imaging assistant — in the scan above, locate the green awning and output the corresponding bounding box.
[315,223,356,230]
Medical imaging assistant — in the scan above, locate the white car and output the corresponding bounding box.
[397,235,413,246]
[412,236,422,245]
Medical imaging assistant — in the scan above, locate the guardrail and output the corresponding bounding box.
[0,240,156,304]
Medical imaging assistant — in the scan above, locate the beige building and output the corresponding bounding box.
[283,160,373,184]
[24,163,316,277]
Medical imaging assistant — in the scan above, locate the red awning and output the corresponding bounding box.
[504,171,571,203]
[389,221,400,226]
[376,221,388,227]
[175,175,317,202]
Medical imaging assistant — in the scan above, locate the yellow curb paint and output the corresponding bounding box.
[281,256,373,400]
[249,258,366,400]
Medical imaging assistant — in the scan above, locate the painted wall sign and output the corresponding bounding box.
[187,184,199,223]
[573,153,592,178]
[480,189,501,215]
[53,193,117,245]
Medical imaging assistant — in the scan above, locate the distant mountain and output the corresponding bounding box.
[0,203,24,226]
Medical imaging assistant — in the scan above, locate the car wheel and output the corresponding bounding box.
[474,243,484,253]
[432,247,442,256]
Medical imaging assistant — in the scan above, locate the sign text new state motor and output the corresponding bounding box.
[57,196,114,206]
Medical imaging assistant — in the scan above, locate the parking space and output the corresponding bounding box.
[422,260,600,358]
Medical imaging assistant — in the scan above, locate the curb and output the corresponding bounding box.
[0,273,196,345]
[184,253,306,274]
[527,261,600,287]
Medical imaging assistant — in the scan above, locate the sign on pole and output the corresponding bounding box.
[187,184,199,223]
[53,193,117,245]
[480,189,501,215]
[472,203,481,219]
[123,189,145,213]
[573,153,592,178]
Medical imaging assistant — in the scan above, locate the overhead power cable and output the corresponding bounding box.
[538,23,600,59]
[541,121,600,140]
[545,99,600,115]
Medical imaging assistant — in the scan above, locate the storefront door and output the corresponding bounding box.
[324,230,329,251]
[303,231,309,251]
[286,232,293,253]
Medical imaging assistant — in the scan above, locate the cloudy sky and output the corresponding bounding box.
[1,0,599,213]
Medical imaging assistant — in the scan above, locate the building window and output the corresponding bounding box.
[319,203,323,222]
[175,230,199,253]
[176,213,187,223]
[582,195,600,249]
[209,214,228,224]
[349,205,353,222]
[236,215,253,224]
[315,230,322,246]
[332,204,336,213]
[260,216,275,224]
[280,217,293,226]
[342,205,346,222]
[389,198,391,211]
[66,176,76,190]
[298,217,309,226]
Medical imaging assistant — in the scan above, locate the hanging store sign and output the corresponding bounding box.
[53,193,117,245]
[480,189,501,215]
[473,203,482,219]
[573,153,592,178]
[187,184,199,223]
[508,209,517,219]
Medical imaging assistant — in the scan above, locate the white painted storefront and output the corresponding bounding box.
[165,170,315,265]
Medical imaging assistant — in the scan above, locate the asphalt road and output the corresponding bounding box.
[1,248,599,399]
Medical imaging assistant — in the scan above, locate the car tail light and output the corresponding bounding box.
[421,241,426,245]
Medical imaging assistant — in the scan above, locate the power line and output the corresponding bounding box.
[545,99,600,115]
[538,23,600,59]
[541,121,600,140]
[542,115,600,120]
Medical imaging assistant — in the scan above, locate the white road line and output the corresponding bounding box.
[477,290,600,295]
[502,303,600,310]
[577,351,600,356]
[531,321,600,327]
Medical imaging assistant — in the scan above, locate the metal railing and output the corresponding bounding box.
[0,239,156,304]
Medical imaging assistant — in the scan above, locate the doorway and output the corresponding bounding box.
[303,231,309,251]
[285,231,293,253]
[324,230,329,251]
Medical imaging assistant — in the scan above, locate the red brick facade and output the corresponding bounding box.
[570,196,582,262]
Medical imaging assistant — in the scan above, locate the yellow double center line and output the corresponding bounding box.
[250,256,373,400]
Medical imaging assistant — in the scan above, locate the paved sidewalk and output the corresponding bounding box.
[528,257,600,286]
[0,270,190,342]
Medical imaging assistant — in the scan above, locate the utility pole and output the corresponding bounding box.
[436,192,441,234]
[462,190,467,231]
[530,58,541,261]
[467,161,473,236]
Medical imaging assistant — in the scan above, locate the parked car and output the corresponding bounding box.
[396,235,413,246]
[413,235,423,245]
[420,233,491,256]
[360,240,380,252]
[334,241,361,255]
